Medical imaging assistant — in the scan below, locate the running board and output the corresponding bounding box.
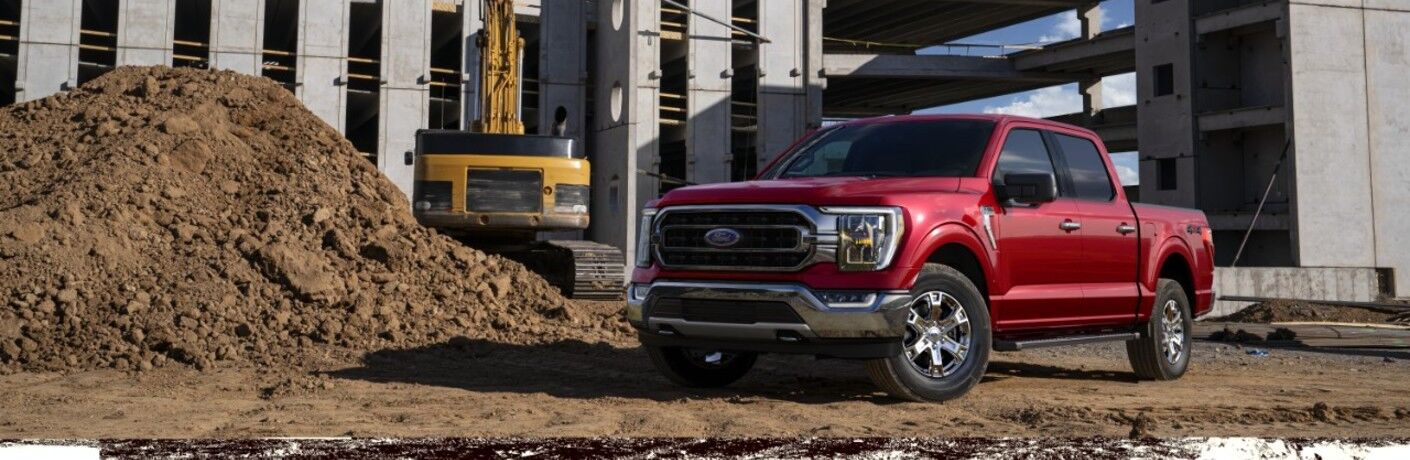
[993,332,1140,352]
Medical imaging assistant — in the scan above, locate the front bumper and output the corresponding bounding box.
[626,280,911,358]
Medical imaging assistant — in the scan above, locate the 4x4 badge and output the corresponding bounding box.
[704,228,742,248]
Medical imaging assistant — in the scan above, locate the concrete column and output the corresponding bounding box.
[1079,2,1102,40]
[296,0,349,132]
[591,0,659,261]
[1288,2,1376,268]
[1079,3,1102,119]
[208,0,265,75]
[1134,0,1197,208]
[117,0,177,66]
[539,0,588,141]
[686,0,732,184]
[1366,6,1410,297]
[461,0,482,129]
[756,0,808,170]
[804,0,826,131]
[15,0,82,102]
[377,0,432,199]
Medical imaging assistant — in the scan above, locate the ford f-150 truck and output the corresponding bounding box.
[626,114,1215,401]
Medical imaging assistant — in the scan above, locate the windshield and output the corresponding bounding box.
[771,120,995,179]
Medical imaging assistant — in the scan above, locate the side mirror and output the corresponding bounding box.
[1001,173,1057,205]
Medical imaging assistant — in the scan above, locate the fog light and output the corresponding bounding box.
[629,284,651,301]
[816,291,876,308]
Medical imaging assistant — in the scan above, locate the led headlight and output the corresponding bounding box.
[635,208,658,268]
[553,184,590,214]
[823,207,903,272]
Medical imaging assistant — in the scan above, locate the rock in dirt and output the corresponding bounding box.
[0,66,630,373]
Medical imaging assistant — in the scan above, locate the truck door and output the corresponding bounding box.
[1049,132,1142,326]
[990,128,1088,331]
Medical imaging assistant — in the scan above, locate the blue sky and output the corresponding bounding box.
[917,0,1140,185]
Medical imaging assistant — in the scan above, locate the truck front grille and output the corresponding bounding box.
[655,210,813,271]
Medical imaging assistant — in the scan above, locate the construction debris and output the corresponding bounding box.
[0,66,630,374]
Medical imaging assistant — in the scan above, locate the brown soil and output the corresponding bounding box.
[0,66,629,374]
[0,323,1405,438]
[1216,299,1400,324]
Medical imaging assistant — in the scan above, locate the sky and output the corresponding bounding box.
[915,0,1140,186]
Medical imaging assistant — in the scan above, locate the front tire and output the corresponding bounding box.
[1126,278,1193,380]
[866,263,991,402]
[646,346,757,388]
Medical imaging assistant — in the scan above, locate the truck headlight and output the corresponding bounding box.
[635,208,657,268]
[553,184,590,214]
[823,207,903,272]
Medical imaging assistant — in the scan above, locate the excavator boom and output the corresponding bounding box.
[474,0,525,135]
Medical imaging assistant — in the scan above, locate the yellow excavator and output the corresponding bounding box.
[412,0,624,299]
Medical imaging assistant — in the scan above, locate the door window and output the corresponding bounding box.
[993,129,1058,186]
[1054,134,1115,201]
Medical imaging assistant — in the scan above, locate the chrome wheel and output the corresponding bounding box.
[1160,299,1186,365]
[902,291,972,378]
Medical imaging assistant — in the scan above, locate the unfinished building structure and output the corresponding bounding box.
[2,0,1407,300]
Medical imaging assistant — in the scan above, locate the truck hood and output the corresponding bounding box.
[652,177,964,207]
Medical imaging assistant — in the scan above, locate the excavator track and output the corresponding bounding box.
[512,240,626,300]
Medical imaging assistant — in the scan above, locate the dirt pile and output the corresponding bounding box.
[1216,299,1403,324]
[0,66,629,373]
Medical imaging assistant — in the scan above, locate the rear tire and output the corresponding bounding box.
[866,263,991,402]
[646,346,757,388]
[1126,278,1193,380]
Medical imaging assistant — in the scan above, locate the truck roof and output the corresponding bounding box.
[832,114,1102,140]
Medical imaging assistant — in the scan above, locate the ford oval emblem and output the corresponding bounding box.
[704,228,742,248]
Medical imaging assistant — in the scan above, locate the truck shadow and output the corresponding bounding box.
[329,336,1144,403]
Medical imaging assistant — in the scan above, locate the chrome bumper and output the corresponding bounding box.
[626,281,911,340]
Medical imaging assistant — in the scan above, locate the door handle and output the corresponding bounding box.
[1117,224,1137,235]
[1059,220,1082,232]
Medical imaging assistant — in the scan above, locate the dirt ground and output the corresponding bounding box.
[2,301,1407,439]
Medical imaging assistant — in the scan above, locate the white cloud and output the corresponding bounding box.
[981,73,1137,118]
[982,85,1080,118]
[1111,152,1140,186]
[1103,72,1136,107]
[1038,10,1086,43]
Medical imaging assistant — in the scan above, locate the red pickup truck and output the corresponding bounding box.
[627,114,1214,401]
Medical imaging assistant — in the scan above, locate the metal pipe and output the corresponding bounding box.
[660,0,771,44]
[1231,140,1291,267]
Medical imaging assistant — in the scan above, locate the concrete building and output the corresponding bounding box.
[0,0,1406,299]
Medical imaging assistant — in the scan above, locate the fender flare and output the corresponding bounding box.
[908,222,997,296]
[1144,235,1198,322]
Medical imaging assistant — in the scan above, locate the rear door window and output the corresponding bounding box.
[1053,134,1115,201]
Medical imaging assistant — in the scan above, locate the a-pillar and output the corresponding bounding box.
[15,0,81,102]
[116,0,176,66]
[686,0,732,185]
[539,0,588,141]
[1079,2,1103,120]
[209,0,265,74]
[296,0,349,133]
[591,0,660,262]
[755,0,818,170]
[378,0,432,198]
